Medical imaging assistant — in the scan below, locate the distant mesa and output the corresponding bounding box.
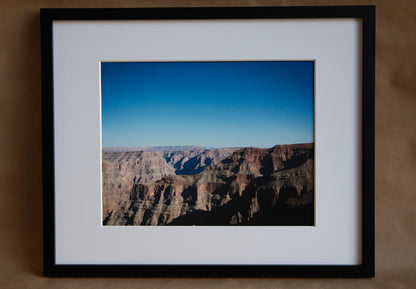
[103,145,207,153]
[138,145,205,152]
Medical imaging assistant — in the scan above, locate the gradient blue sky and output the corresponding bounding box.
[101,61,314,148]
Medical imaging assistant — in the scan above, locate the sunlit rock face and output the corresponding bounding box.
[102,144,314,226]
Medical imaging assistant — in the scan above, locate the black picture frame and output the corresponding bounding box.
[41,6,375,278]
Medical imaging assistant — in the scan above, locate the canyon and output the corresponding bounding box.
[102,144,314,226]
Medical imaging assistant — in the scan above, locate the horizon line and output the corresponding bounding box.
[102,142,314,149]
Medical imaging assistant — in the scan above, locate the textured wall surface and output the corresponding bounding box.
[1,0,415,288]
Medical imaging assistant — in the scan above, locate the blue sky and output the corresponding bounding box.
[101,61,314,148]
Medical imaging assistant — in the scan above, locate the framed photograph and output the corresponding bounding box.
[41,6,375,277]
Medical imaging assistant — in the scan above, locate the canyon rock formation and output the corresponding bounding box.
[102,144,314,226]
[102,147,238,218]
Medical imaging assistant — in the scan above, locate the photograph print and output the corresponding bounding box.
[101,61,314,226]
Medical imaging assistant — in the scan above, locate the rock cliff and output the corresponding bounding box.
[102,148,238,218]
[103,144,314,226]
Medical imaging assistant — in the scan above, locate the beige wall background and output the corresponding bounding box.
[0,0,415,288]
